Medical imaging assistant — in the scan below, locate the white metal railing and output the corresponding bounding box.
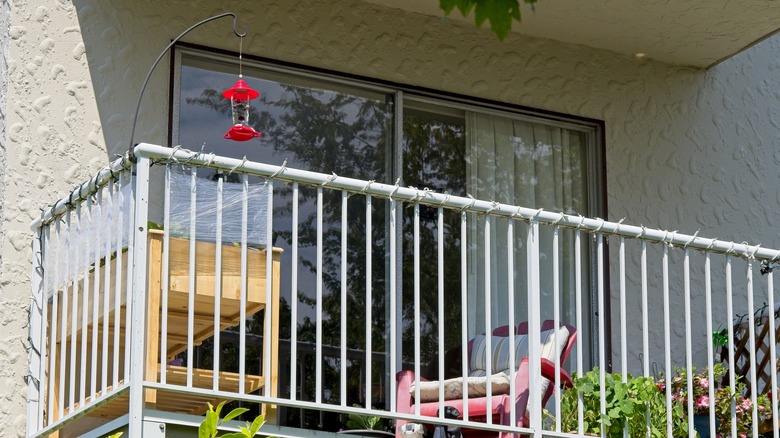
[26,143,780,438]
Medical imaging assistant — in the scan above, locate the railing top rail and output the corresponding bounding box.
[32,142,780,262]
[30,153,135,231]
[134,143,780,262]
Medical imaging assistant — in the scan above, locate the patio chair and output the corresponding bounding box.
[395,320,576,438]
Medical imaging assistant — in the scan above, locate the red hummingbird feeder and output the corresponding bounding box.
[222,77,262,141]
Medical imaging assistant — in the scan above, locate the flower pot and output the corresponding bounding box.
[693,414,720,438]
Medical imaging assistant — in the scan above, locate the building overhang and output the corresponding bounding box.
[364,0,780,68]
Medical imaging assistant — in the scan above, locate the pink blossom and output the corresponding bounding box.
[695,396,710,409]
[741,398,752,410]
[698,378,709,388]
[739,433,747,438]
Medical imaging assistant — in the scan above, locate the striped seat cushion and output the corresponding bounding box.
[468,326,570,377]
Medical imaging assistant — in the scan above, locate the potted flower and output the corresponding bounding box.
[663,363,772,437]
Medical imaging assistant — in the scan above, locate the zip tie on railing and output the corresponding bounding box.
[167,145,182,162]
[683,230,700,249]
[388,178,401,201]
[205,152,216,167]
[360,179,375,194]
[439,192,451,208]
[727,241,737,255]
[747,243,761,260]
[593,217,605,234]
[552,211,566,225]
[267,159,287,181]
[486,201,501,216]
[228,156,248,174]
[460,194,476,213]
[320,172,338,187]
[611,217,625,236]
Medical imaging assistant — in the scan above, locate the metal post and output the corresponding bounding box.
[127,156,151,436]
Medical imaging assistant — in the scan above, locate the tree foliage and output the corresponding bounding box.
[439,0,540,40]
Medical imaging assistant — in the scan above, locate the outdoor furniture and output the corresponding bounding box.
[395,320,576,438]
[49,230,282,424]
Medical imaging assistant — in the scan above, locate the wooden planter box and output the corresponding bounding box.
[49,230,282,431]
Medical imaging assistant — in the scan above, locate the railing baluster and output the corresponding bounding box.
[101,185,112,394]
[662,243,673,438]
[124,170,135,384]
[484,215,493,424]
[575,229,583,436]
[186,169,197,387]
[726,256,737,438]
[264,180,274,399]
[80,200,90,405]
[704,252,716,435]
[90,193,101,401]
[160,166,171,385]
[507,219,516,428]
[340,190,347,407]
[527,220,541,436]
[213,174,224,391]
[641,241,649,377]
[365,194,372,409]
[412,201,421,415]
[289,182,299,400]
[437,206,445,416]
[460,210,469,421]
[684,249,694,436]
[552,225,561,432]
[596,233,606,438]
[746,260,760,438]
[48,222,60,424]
[619,237,627,382]
[113,174,124,387]
[59,212,69,420]
[315,186,323,404]
[767,268,779,438]
[389,197,397,414]
[239,173,248,393]
[69,207,79,411]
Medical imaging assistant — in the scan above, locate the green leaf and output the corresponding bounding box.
[219,433,248,438]
[249,414,265,436]
[439,0,536,41]
[221,407,249,424]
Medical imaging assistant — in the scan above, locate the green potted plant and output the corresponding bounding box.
[553,368,688,438]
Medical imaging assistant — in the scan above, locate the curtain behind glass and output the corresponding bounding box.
[466,112,589,362]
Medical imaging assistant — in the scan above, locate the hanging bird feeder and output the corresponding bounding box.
[222,78,262,141]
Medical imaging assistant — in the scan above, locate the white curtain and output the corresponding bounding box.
[465,112,588,346]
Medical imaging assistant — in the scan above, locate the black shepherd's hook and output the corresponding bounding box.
[128,12,247,161]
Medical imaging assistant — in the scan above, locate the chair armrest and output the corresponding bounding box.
[539,357,573,388]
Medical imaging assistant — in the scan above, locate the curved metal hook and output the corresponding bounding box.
[129,12,247,161]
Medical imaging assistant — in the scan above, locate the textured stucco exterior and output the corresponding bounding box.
[4,0,780,435]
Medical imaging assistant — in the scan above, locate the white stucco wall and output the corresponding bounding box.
[4,0,780,434]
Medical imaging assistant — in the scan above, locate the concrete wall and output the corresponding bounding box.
[4,0,780,434]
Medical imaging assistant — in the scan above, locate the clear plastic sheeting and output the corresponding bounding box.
[168,169,268,247]
[45,180,132,298]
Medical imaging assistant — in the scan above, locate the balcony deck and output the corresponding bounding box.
[26,143,780,438]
